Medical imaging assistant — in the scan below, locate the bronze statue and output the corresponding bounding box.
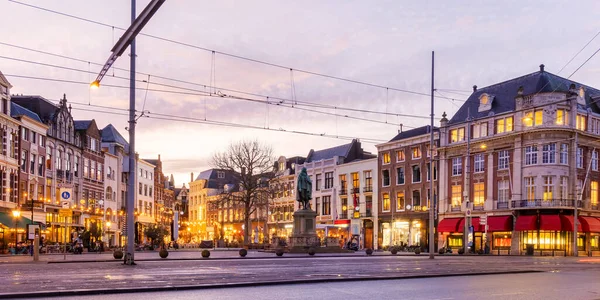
[296,167,312,210]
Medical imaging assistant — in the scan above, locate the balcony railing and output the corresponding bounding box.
[338,213,348,219]
[352,188,360,194]
[350,212,372,218]
[496,201,509,209]
[338,189,347,196]
[363,186,373,193]
[511,199,582,209]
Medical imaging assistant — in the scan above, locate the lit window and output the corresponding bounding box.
[382,193,390,211]
[396,150,405,162]
[450,128,465,143]
[556,109,568,125]
[592,181,598,206]
[451,184,462,208]
[382,152,390,164]
[412,147,422,159]
[472,122,488,139]
[396,192,405,211]
[576,115,587,131]
[495,117,514,133]
[542,176,554,201]
[525,177,536,201]
[534,110,543,126]
[473,183,485,206]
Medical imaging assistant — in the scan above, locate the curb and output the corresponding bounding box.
[0,270,542,299]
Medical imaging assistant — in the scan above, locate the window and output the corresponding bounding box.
[84,159,89,178]
[145,170,148,179]
[90,161,96,179]
[315,174,321,191]
[473,182,484,206]
[576,114,587,131]
[21,150,27,172]
[340,174,347,192]
[495,117,514,133]
[560,144,568,165]
[38,156,44,176]
[30,154,35,174]
[577,147,584,169]
[474,154,485,173]
[560,176,568,200]
[472,122,488,138]
[542,176,554,201]
[322,196,331,215]
[324,172,333,189]
[382,193,390,211]
[139,183,142,195]
[46,151,52,170]
[525,177,536,201]
[451,184,462,207]
[144,184,148,196]
[352,172,359,189]
[593,151,598,171]
[396,167,405,185]
[412,147,422,159]
[149,186,153,197]
[426,162,437,181]
[382,170,390,187]
[364,170,372,189]
[22,128,29,141]
[412,190,421,208]
[524,146,538,165]
[524,110,543,127]
[98,163,103,181]
[396,150,405,162]
[412,165,421,183]
[31,132,36,144]
[535,110,543,126]
[396,192,405,211]
[498,180,509,203]
[592,118,600,134]
[382,152,390,164]
[542,144,556,164]
[498,150,509,170]
[450,128,465,143]
[452,157,462,176]
[556,109,569,125]
[56,151,62,170]
[592,181,598,206]
[217,171,225,179]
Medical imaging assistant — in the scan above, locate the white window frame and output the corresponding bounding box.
[577,147,584,169]
[542,143,556,164]
[498,180,509,203]
[525,177,536,201]
[498,150,509,170]
[474,154,485,173]
[525,146,538,166]
[542,176,553,201]
[593,150,598,171]
[452,157,462,176]
[560,144,568,165]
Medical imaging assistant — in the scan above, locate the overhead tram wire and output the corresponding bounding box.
[43,98,387,144]
[7,0,464,103]
[0,45,440,120]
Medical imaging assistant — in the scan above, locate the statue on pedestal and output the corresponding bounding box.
[296,167,312,210]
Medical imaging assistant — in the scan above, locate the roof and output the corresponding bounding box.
[388,125,437,142]
[306,141,353,163]
[144,159,159,166]
[73,120,92,130]
[449,66,600,125]
[101,124,129,151]
[0,70,12,88]
[195,169,239,189]
[10,102,42,122]
[11,95,61,123]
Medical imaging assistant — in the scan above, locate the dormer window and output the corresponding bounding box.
[478,93,493,112]
[279,162,285,171]
[217,171,225,179]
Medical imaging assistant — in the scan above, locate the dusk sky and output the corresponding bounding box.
[2,0,600,187]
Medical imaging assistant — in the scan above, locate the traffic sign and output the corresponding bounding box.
[61,201,70,208]
[480,214,488,225]
[60,188,72,201]
[466,209,471,217]
[59,209,71,217]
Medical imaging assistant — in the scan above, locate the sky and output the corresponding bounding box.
[1,0,600,187]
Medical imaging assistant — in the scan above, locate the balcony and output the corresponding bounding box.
[352,188,360,194]
[363,186,373,193]
[511,199,583,209]
[338,189,347,196]
[350,211,373,218]
[496,201,509,209]
[338,213,348,220]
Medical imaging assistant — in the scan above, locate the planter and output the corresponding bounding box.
[458,248,465,255]
[239,249,247,257]
[113,249,123,259]
[308,248,316,256]
[414,248,421,255]
[275,248,284,257]
[365,248,373,256]
[390,248,398,255]
[201,250,211,258]
[159,249,169,258]
[438,248,445,255]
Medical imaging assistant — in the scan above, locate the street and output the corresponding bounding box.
[1,251,600,298]
[31,269,600,300]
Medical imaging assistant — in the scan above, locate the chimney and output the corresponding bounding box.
[158,154,161,161]
[191,172,194,182]
[473,85,477,92]
[539,64,545,72]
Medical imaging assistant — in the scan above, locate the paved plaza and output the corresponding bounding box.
[1,250,600,298]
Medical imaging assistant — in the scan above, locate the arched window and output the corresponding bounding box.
[106,186,113,201]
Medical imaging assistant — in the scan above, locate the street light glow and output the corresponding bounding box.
[12,210,21,218]
[90,80,100,89]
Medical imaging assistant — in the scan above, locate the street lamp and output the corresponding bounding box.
[12,210,21,251]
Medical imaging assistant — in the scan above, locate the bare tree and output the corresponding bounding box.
[212,140,274,245]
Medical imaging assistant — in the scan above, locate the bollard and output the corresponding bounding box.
[33,235,40,262]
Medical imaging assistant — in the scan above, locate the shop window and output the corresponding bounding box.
[591,235,599,251]
[492,232,512,249]
[448,235,463,248]
[521,230,567,250]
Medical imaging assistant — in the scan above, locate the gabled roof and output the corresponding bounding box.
[306,141,353,163]
[10,102,42,123]
[73,120,92,130]
[101,124,129,151]
[388,125,437,142]
[144,159,159,166]
[11,95,60,123]
[195,169,239,189]
[449,66,600,125]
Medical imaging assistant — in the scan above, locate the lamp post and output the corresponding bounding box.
[12,209,21,252]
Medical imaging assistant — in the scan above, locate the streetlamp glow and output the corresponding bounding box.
[90,80,100,89]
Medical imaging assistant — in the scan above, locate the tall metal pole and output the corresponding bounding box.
[428,51,435,259]
[125,0,137,265]
[464,108,471,255]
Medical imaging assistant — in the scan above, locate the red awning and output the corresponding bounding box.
[579,216,600,232]
[457,217,483,232]
[437,218,462,232]
[560,215,582,231]
[540,215,562,231]
[487,216,513,232]
[515,215,537,231]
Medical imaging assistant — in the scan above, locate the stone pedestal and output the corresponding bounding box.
[289,209,320,252]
